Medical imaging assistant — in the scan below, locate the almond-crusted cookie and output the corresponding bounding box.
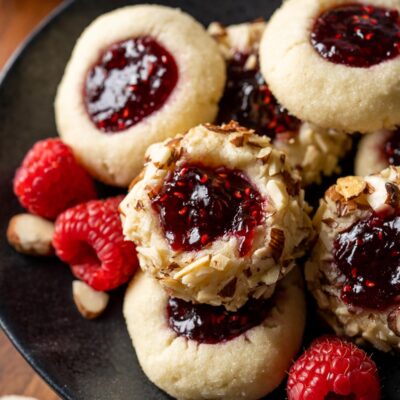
[209,20,351,186]
[55,5,226,187]
[260,0,400,133]
[120,122,313,310]
[123,268,306,400]
[306,168,400,351]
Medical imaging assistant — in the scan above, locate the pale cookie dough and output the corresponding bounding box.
[123,268,306,400]
[306,168,400,351]
[209,20,352,186]
[120,122,313,310]
[260,0,400,133]
[55,5,226,187]
[355,130,393,176]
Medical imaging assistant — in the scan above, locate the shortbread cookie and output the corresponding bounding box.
[355,129,400,176]
[209,20,351,186]
[260,0,400,133]
[123,268,306,400]
[306,168,400,351]
[55,5,225,186]
[120,122,313,310]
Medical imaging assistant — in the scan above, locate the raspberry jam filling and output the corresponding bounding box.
[384,128,400,165]
[311,4,400,68]
[85,36,178,133]
[217,52,301,139]
[333,212,400,310]
[167,295,273,344]
[151,164,263,256]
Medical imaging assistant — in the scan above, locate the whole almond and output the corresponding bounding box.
[7,213,54,256]
[72,280,109,320]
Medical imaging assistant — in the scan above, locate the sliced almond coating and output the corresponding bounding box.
[72,280,109,320]
[336,176,366,200]
[7,214,54,256]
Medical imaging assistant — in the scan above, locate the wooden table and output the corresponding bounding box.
[1,1,62,398]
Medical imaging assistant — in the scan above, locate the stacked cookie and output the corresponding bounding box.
[260,0,400,352]
[55,5,226,186]
[121,122,313,399]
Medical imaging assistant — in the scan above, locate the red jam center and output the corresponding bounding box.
[167,295,273,344]
[311,4,400,67]
[85,36,178,133]
[333,212,400,310]
[384,128,400,165]
[217,52,301,139]
[151,164,263,256]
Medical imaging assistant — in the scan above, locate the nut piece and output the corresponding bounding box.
[7,214,55,256]
[387,307,400,337]
[335,176,366,200]
[72,280,109,319]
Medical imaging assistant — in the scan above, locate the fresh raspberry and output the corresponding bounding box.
[53,196,138,291]
[287,336,381,400]
[14,138,96,220]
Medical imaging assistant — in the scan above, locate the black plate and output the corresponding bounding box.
[0,0,399,399]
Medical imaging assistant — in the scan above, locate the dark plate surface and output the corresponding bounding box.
[0,0,399,399]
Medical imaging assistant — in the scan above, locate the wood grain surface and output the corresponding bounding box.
[1,1,62,399]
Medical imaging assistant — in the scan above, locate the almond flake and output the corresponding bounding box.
[336,176,366,200]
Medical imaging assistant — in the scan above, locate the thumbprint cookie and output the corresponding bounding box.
[55,5,225,186]
[123,268,306,400]
[209,20,351,186]
[356,128,400,176]
[120,122,313,311]
[306,168,400,351]
[260,0,400,133]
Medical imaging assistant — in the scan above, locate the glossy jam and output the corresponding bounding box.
[217,52,301,139]
[85,36,178,133]
[333,212,400,310]
[167,295,273,344]
[151,164,263,256]
[311,4,400,67]
[384,128,400,165]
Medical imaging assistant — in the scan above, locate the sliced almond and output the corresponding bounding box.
[72,280,109,320]
[268,228,285,262]
[7,214,54,256]
[387,307,400,337]
[336,176,366,200]
[207,21,227,38]
[385,182,400,207]
[365,175,389,210]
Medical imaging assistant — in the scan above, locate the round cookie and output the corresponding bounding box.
[306,167,400,351]
[55,5,226,187]
[120,122,313,311]
[209,20,352,186]
[355,129,399,176]
[260,0,400,133]
[123,268,306,400]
